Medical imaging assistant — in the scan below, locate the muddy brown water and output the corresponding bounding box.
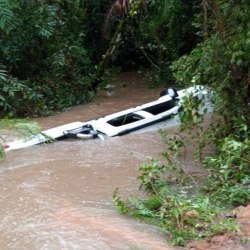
[0,73,181,250]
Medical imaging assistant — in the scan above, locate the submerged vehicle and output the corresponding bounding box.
[5,85,207,151]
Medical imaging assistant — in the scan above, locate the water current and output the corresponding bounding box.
[0,72,180,250]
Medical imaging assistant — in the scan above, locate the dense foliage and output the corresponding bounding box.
[114,0,199,85]
[172,0,250,211]
[0,0,201,116]
[0,0,112,116]
[112,0,250,246]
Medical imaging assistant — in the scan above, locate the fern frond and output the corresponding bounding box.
[0,0,16,33]
[0,69,7,82]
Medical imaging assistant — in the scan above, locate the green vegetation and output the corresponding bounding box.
[0,0,201,116]
[113,127,242,245]
[112,0,250,246]
[0,0,112,116]
[0,118,40,157]
[0,0,249,246]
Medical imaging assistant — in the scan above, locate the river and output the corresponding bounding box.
[0,72,181,250]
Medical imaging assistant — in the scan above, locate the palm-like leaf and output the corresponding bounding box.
[0,0,16,33]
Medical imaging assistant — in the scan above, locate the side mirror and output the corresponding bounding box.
[167,88,178,99]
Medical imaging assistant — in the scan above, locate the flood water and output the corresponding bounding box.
[0,72,180,250]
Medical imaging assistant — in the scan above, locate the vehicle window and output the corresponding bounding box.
[107,113,144,127]
[142,100,175,115]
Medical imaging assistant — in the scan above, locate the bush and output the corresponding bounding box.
[0,0,110,116]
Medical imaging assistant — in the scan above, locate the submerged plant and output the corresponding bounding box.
[0,118,40,159]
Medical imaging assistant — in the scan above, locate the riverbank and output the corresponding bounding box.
[186,203,250,250]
